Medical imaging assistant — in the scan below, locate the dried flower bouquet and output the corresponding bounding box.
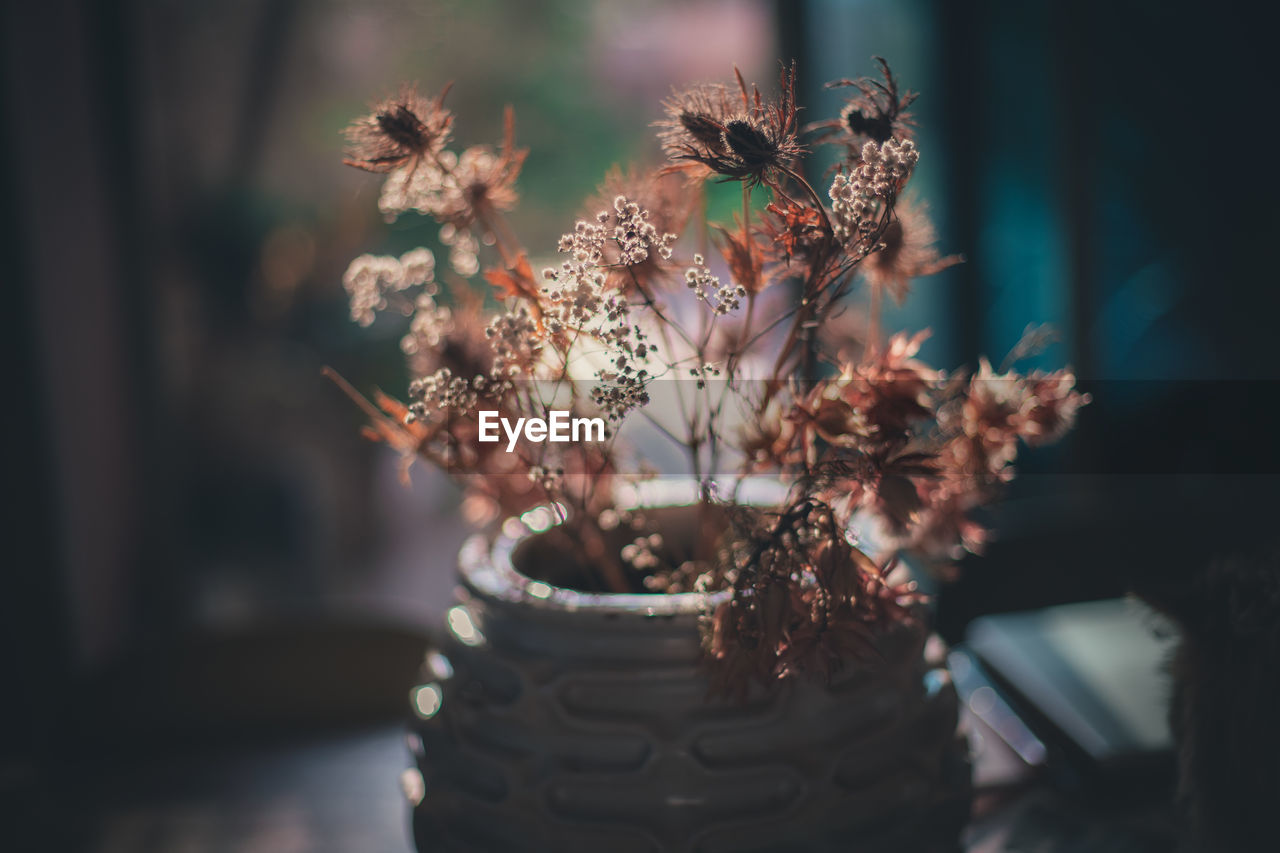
[334,60,1087,692]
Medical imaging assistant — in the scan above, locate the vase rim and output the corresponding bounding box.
[458,478,787,616]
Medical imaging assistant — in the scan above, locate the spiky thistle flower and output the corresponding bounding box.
[658,63,802,187]
[379,106,527,230]
[809,57,917,154]
[343,83,453,174]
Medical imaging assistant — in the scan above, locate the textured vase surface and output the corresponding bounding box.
[407,507,971,852]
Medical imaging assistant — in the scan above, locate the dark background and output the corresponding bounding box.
[4,0,1278,849]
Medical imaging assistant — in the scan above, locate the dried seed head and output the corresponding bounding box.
[809,58,918,158]
[722,119,775,169]
[343,83,453,174]
[679,111,729,152]
[860,200,962,304]
[657,64,802,187]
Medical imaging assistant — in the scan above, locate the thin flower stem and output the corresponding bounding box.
[322,366,389,423]
[698,183,756,479]
[867,280,882,357]
[321,366,451,470]
[477,205,519,269]
[696,182,709,259]
[633,276,699,352]
[736,290,757,358]
[719,289,757,411]
[627,267,701,483]
[639,407,688,449]
[778,165,833,237]
[488,206,524,260]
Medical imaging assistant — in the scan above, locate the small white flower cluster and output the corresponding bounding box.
[684,254,744,315]
[606,195,676,267]
[485,308,542,377]
[343,248,437,326]
[548,195,675,274]
[829,138,919,245]
[377,149,510,277]
[621,533,664,571]
[401,294,452,355]
[399,247,436,284]
[378,159,450,219]
[544,224,611,333]
[439,149,503,219]
[378,149,496,221]
[591,371,650,421]
[544,200,669,421]
[407,367,477,422]
[438,223,480,277]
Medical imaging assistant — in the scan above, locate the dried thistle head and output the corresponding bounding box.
[374,105,528,259]
[343,83,453,174]
[809,57,917,153]
[658,63,802,187]
[862,200,963,303]
[657,83,736,166]
[431,107,527,229]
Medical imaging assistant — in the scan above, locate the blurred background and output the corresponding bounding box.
[4,0,1277,850]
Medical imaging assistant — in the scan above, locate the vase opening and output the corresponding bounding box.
[509,502,732,595]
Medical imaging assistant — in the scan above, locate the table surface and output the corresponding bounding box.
[84,726,417,853]
[23,715,1170,853]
